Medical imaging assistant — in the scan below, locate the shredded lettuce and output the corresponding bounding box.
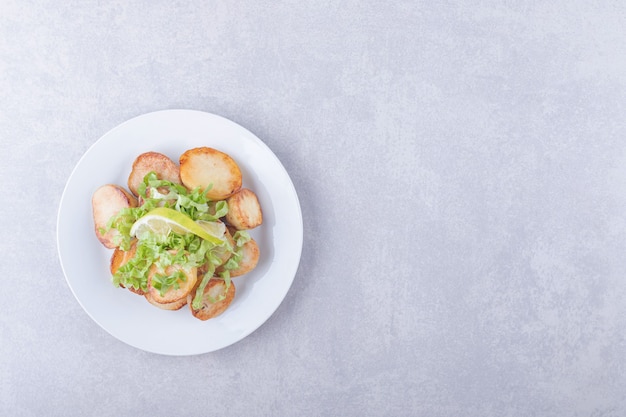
[105,171,254,307]
[151,269,187,297]
[191,267,234,310]
[106,172,235,294]
[188,232,250,309]
[232,230,251,247]
[191,264,216,310]
[104,172,229,246]
[218,230,251,271]
[188,231,249,308]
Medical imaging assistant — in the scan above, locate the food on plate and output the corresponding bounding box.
[92,184,138,248]
[179,147,242,200]
[109,240,145,295]
[110,243,134,275]
[213,227,236,266]
[217,232,259,278]
[224,188,263,230]
[92,147,263,321]
[145,292,188,311]
[147,262,198,304]
[187,278,236,321]
[127,151,181,197]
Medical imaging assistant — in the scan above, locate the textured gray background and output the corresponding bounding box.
[1,1,626,416]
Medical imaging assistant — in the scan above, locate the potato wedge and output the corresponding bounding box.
[187,278,236,321]
[127,151,181,197]
[147,264,198,304]
[144,292,187,311]
[92,184,138,248]
[179,147,242,200]
[224,188,263,230]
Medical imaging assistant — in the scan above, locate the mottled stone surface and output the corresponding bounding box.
[1,1,626,416]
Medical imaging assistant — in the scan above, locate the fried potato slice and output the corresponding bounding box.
[110,240,145,295]
[179,147,242,200]
[144,292,187,311]
[187,278,236,321]
[110,239,137,275]
[218,238,260,278]
[92,184,138,248]
[127,151,181,197]
[147,264,198,304]
[224,188,263,230]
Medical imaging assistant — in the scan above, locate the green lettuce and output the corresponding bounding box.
[107,172,234,294]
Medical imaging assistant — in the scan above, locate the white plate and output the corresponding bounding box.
[57,109,303,355]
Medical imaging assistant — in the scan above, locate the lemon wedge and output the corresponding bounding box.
[130,207,225,245]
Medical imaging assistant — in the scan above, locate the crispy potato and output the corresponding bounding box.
[224,188,263,230]
[147,264,198,304]
[92,184,138,248]
[218,238,260,278]
[110,239,137,275]
[110,247,127,275]
[187,278,236,321]
[127,152,181,197]
[179,147,242,200]
[144,292,187,311]
[110,241,145,295]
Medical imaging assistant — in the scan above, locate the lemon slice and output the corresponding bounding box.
[197,220,226,238]
[130,207,225,245]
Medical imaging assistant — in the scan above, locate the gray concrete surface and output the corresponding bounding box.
[1,1,625,416]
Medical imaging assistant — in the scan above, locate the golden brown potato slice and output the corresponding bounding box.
[147,264,198,304]
[127,151,181,197]
[179,147,242,200]
[224,188,263,230]
[109,241,145,295]
[218,238,260,278]
[92,184,138,248]
[110,247,127,275]
[144,291,187,311]
[187,278,236,321]
[110,239,137,275]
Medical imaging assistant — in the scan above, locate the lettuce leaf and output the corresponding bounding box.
[191,263,216,310]
[151,269,187,297]
[106,171,238,300]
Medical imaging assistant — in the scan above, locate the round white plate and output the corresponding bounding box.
[57,109,303,355]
